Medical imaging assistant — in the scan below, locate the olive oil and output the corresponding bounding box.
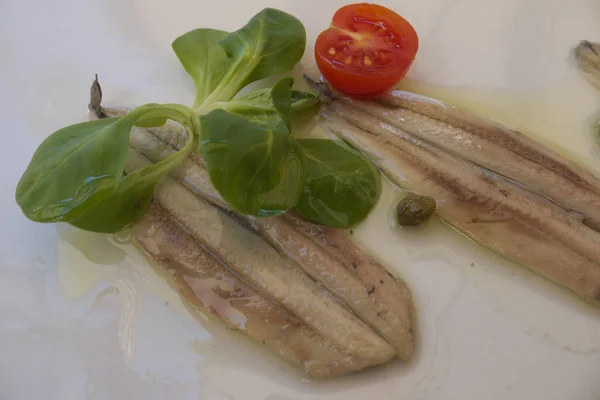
[53,80,600,393]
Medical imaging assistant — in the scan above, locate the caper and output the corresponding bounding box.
[395,194,436,227]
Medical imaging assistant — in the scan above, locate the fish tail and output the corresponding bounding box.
[575,40,600,91]
[88,74,107,118]
[303,74,335,103]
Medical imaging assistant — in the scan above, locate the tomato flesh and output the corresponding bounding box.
[315,3,419,96]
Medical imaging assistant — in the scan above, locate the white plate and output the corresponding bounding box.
[1,0,600,399]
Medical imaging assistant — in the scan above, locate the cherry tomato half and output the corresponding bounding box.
[315,3,419,96]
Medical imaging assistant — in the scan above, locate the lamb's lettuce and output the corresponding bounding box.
[15,7,381,232]
[294,139,381,227]
[173,8,306,110]
[206,77,295,132]
[16,104,196,232]
[172,29,231,109]
[200,109,305,216]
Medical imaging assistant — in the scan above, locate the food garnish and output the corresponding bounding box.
[395,194,436,227]
[314,3,418,96]
[15,8,381,232]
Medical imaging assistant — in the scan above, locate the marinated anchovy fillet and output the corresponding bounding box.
[89,79,417,371]
[319,99,600,305]
[333,90,600,231]
[252,215,415,359]
[133,203,370,378]
[124,149,396,365]
[281,210,416,356]
[124,113,415,360]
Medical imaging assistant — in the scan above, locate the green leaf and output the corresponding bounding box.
[294,139,381,228]
[133,103,195,128]
[199,108,306,217]
[16,117,131,222]
[172,29,231,108]
[209,79,320,131]
[200,8,306,107]
[211,77,293,132]
[290,90,320,116]
[16,103,196,231]
[70,105,196,233]
[71,136,196,233]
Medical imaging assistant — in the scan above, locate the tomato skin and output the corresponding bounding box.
[315,3,419,96]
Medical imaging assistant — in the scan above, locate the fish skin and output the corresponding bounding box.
[124,149,397,365]
[321,102,600,306]
[89,92,400,373]
[127,126,415,360]
[339,89,600,232]
[254,213,415,360]
[281,211,416,357]
[133,203,371,378]
[89,78,416,362]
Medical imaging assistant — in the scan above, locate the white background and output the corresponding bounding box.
[1,0,600,399]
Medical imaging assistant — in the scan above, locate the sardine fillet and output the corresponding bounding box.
[322,105,600,305]
[133,203,370,378]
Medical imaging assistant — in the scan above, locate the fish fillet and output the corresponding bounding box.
[124,149,396,365]
[88,79,415,367]
[133,203,371,378]
[320,101,600,305]
[331,90,600,231]
[132,118,416,359]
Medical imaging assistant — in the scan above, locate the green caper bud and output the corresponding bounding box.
[396,194,436,227]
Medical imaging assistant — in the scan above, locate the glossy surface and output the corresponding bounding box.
[321,98,600,305]
[294,138,381,227]
[315,3,418,95]
[132,203,374,378]
[124,124,415,360]
[1,0,600,399]
[395,194,436,227]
